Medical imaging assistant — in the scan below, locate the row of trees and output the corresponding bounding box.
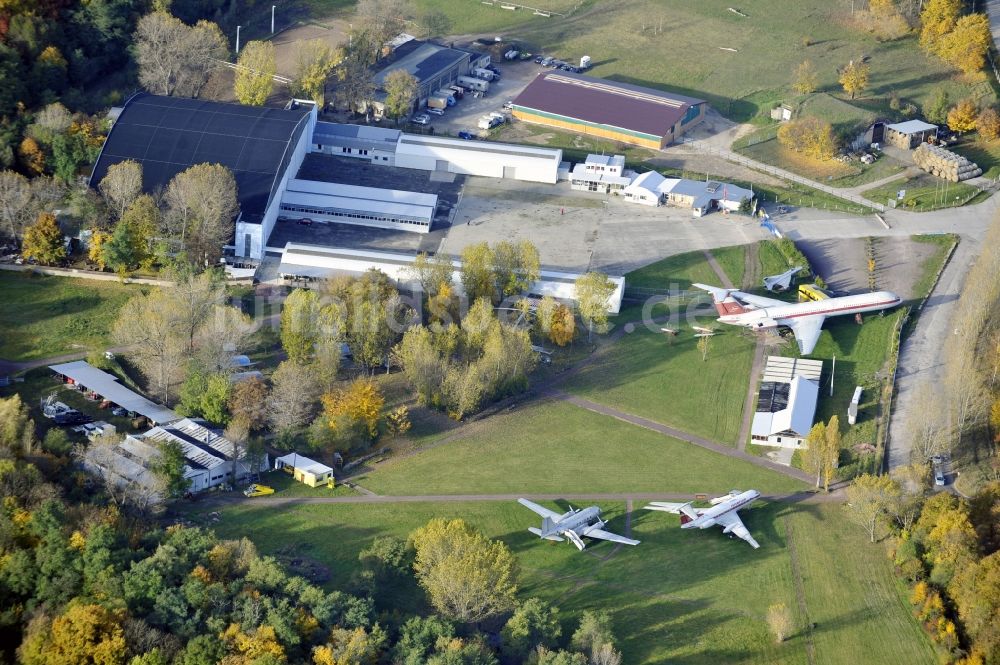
[845,473,1000,663]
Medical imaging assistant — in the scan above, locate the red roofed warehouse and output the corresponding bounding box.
[511,71,706,149]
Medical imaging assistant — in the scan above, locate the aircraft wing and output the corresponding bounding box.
[732,291,788,309]
[778,315,825,355]
[518,498,561,521]
[716,511,760,549]
[644,501,688,514]
[583,527,640,546]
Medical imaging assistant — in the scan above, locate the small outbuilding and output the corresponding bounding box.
[884,120,937,149]
[275,453,335,487]
[750,356,823,449]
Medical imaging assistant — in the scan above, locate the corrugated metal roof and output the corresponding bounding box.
[886,120,937,135]
[585,154,625,168]
[281,190,434,220]
[372,40,471,87]
[286,179,437,207]
[49,360,179,424]
[625,170,666,194]
[513,72,704,138]
[275,453,333,476]
[313,122,401,144]
[398,134,562,160]
[751,375,820,438]
[761,356,824,383]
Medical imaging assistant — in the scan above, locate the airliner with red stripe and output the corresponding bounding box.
[645,490,762,549]
[693,283,902,355]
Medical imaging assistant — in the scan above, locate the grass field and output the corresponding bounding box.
[355,400,805,495]
[951,137,1000,179]
[862,173,985,211]
[564,326,756,445]
[199,499,933,664]
[709,244,746,288]
[0,271,140,361]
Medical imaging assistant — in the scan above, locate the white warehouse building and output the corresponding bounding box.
[279,179,436,233]
[277,242,625,313]
[393,134,561,184]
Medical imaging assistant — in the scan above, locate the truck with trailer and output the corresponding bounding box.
[434,89,456,105]
[473,67,495,81]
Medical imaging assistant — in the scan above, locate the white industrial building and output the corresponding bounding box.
[312,123,401,162]
[622,170,668,206]
[279,179,436,233]
[393,134,562,183]
[276,242,624,313]
[750,356,823,449]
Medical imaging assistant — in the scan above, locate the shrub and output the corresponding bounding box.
[777,116,837,160]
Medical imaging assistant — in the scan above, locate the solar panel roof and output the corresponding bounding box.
[90,93,313,224]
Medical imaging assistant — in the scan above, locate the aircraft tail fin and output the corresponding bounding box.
[693,283,748,316]
[541,516,557,537]
[679,503,699,524]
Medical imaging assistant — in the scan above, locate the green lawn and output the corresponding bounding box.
[355,400,805,495]
[625,250,722,292]
[709,244,746,288]
[564,326,756,445]
[0,271,140,361]
[199,499,933,665]
[862,173,985,212]
[908,234,957,307]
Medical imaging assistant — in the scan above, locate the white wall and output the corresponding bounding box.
[393,136,561,184]
[239,105,318,259]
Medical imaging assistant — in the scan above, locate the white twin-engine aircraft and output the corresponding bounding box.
[693,283,902,355]
[645,490,762,549]
[518,498,640,551]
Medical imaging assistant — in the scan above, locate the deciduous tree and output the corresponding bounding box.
[228,375,269,433]
[502,598,561,661]
[112,290,187,402]
[234,40,276,106]
[395,325,447,406]
[977,106,1000,142]
[18,136,45,174]
[947,98,979,134]
[767,602,793,643]
[133,12,226,98]
[844,473,900,543]
[575,272,615,341]
[821,415,841,492]
[409,518,518,623]
[164,162,238,266]
[383,68,418,123]
[151,439,191,498]
[549,304,575,346]
[21,211,65,265]
[267,360,322,438]
[99,159,143,220]
[919,0,961,55]
[18,601,127,665]
[292,39,343,107]
[0,169,34,241]
[320,377,385,448]
[937,13,991,75]
[924,87,951,125]
[801,422,827,489]
[792,60,818,94]
[461,242,496,304]
[777,116,837,160]
[838,59,870,99]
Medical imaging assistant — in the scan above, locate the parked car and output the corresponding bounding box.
[427,107,445,116]
[458,131,475,140]
[111,406,128,417]
[540,57,554,66]
[502,100,513,111]
[560,65,580,73]
[411,113,431,125]
[296,218,313,226]
[934,470,946,486]
[533,55,545,64]
[54,411,93,426]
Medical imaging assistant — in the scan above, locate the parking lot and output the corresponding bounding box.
[416,59,540,137]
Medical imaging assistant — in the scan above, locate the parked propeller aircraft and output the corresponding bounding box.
[645,489,762,549]
[694,283,901,354]
[518,498,640,551]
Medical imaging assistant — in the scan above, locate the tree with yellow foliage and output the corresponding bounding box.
[292,39,344,107]
[220,623,287,664]
[792,60,819,94]
[844,473,900,543]
[822,415,841,492]
[21,212,66,265]
[312,625,388,665]
[234,41,276,106]
[920,0,961,55]
[89,229,111,270]
[937,13,992,75]
[801,422,827,489]
[18,601,127,665]
[549,303,575,347]
[839,59,870,100]
[978,107,1000,143]
[320,377,385,447]
[777,116,837,160]
[867,0,909,40]
[18,137,45,175]
[409,518,518,623]
[948,99,979,134]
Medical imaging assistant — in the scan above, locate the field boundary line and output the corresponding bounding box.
[786,518,817,665]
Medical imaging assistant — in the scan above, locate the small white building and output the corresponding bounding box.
[275,453,334,487]
[660,178,755,217]
[276,242,625,314]
[279,179,436,233]
[750,357,823,449]
[622,170,667,206]
[570,154,633,194]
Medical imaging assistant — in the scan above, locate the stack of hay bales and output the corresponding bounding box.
[913,143,982,182]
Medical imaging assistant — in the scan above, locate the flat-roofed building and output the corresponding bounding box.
[393,134,562,183]
[512,72,706,149]
[50,360,179,425]
[368,39,489,114]
[570,154,633,194]
[276,242,625,313]
[279,179,436,233]
[274,453,334,487]
[660,178,754,217]
[311,122,401,163]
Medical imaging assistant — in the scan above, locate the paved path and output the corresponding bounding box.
[736,341,766,452]
[0,345,132,378]
[546,388,815,484]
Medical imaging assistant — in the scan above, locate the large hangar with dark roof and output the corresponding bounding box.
[90,93,317,259]
[511,72,706,149]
